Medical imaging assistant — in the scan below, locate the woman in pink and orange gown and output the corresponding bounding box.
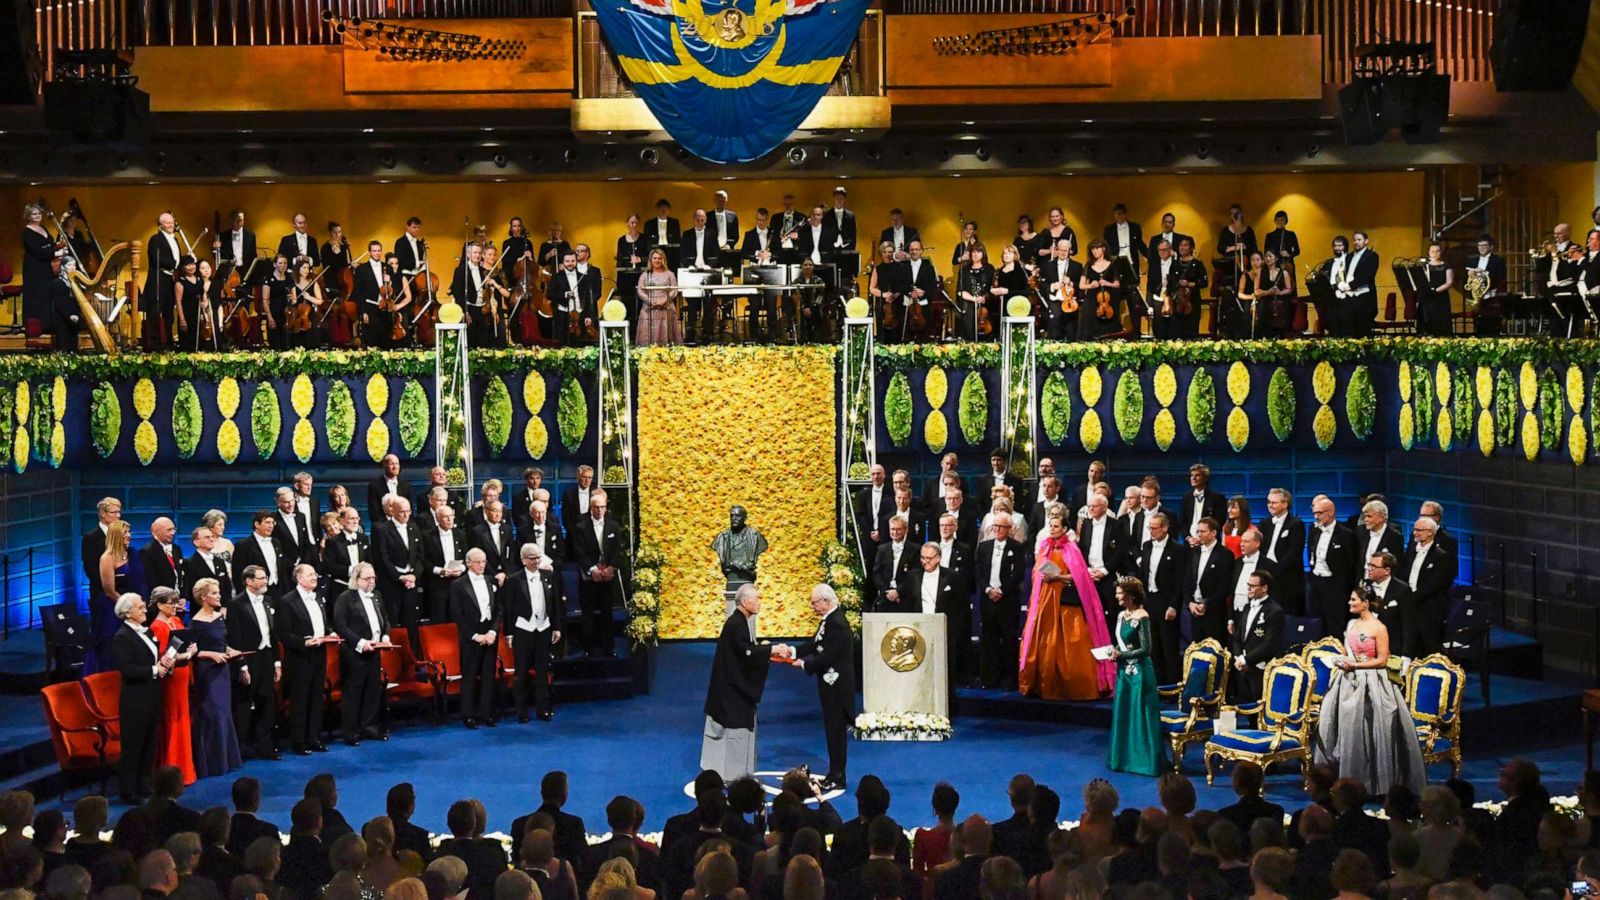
[1018,504,1118,701]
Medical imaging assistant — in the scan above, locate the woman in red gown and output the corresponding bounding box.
[1018,505,1118,700]
[149,586,198,785]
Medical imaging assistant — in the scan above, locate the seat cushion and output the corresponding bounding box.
[1208,730,1302,753]
[1160,711,1211,734]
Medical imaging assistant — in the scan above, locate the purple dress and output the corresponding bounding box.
[188,615,242,778]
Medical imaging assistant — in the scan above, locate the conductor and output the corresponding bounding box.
[773,584,856,791]
[700,584,772,779]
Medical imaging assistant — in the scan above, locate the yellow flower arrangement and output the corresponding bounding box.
[1398,402,1415,450]
[1436,409,1452,452]
[291,374,316,418]
[50,422,64,468]
[1477,410,1495,456]
[131,379,153,420]
[1153,364,1178,408]
[1520,411,1539,461]
[524,416,549,458]
[1519,361,1537,410]
[1226,361,1251,406]
[636,346,837,639]
[1569,417,1588,465]
[133,420,156,465]
[924,410,949,453]
[1079,409,1103,452]
[366,373,390,415]
[1475,365,1493,408]
[12,425,28,473]
[925,366,949,408]
[1435,363,1452,405]
[1568,365,1586,413]
[1312,361,1336,405]
[1397,361,1412,403]
[1080,365,1103,406]
[366,418,391,461]
[51,376,66,420]
[217,420,242,464]
[1313,405,1337,450]
[1226,406,1249,451]
[523,371,547,413]
[1153,409,1177,451]
[292,419,317,462]
[217,377,241,418]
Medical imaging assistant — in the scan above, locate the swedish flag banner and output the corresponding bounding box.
[590,0,871,164]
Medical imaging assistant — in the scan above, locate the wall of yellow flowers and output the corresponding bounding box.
[634,346,838,639]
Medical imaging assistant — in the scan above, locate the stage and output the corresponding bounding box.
[8,640,1594,837]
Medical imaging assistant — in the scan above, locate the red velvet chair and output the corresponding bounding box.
[80,671,122,742]
[40,682,117,797]
[382,628,441,716]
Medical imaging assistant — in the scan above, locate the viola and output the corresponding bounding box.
[1173,282,1194,317]
[1058,281,1078,315]
[1094,284,1115,321]
[976,302,993,337]
[287,283,315,333]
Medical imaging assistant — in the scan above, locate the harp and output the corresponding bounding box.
[64,240,142,354]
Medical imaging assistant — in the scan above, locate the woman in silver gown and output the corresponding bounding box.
[1312,584,1426,795]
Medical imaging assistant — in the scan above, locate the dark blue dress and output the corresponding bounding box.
[188,615,242,777]
[83,562,129,676]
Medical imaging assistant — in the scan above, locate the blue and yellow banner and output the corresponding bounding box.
[590,0,871,163]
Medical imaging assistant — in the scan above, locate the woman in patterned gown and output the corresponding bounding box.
[1018,504,1116,701]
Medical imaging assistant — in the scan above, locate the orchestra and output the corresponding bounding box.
[21,196,1600,354]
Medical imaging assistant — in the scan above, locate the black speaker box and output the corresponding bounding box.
[44,81,150,148]
[0,0,42,104]
[1491,0,1590,90]
[1337,80,1387,145]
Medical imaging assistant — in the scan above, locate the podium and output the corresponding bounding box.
[859,613,949,740]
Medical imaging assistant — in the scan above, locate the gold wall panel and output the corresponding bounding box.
[571,96,891,136]
[341,18,573,94]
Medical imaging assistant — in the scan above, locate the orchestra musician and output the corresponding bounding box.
[1344,231,1381,337]
[1214,203,1257,294]
[951,220,980,269]
[1550,240,1586,338]
[880,209,920,261]
[1078,239,1122,340]
[994,244,1029,325]
[355,243,399,349]
[1258,250,1294,338]
[1037,237,1082,341]
[537,223,572,285]
[868,241,901,342]
[795,205,830,268]
[21,203,66,330]
[1103,203,1146,280]
[321,223,354,293]
[503,217,535,281]
[1229,251,1265,340]
[463,225,489,264]
[644,199,681,269]
[1013,214,1043,270]
[1042,206,1076,257]
[481,244,512,348]
[710,190,740,255]
[615,214,647,324]
[1579,229,1600,331]
[215,209,258,283]
[277,213,317,265]
[825,186,857,254]
[263,255,292,350]
[49,256,81,353]
[775,194,803,264]
[547,249,598,345]
[682,209,720,344]
[899,239,940,339]
[1263,210,1300,274]
[1467,234,1507,336]
[743,209,780,341]
[1416,242,1455,337]
[173,255,202,351]
[452,242,489,345]
[793,258,829,344]
[143,212,184,350]
[1146,238,1179,341]
[395,217,427,281]
[196,259,226,351]
[956,242,996,341]
[288,255,327,349]
[1171,237,1209,339]
[1147,212,1192,276]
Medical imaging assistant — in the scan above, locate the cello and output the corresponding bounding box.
[411,239,440,346]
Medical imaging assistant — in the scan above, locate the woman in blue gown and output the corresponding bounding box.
[1107,577,1165,776]
[187,577,242,778]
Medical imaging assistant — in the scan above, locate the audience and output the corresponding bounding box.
[3,756,1595,900]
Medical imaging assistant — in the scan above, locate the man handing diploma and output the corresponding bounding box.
[701,584,771,779]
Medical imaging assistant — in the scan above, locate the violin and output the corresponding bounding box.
[1058,280,1079,315]
[976,301,993,337]
[380,283,406,343]
[1173,281,1194,317]
[198,281,216,347]
[288,284,316,333]
[1094,284,1115,321]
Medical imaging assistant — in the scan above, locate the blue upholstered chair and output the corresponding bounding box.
[1204,653,1314,787]
[1407,653,1466,779]
[1157,638,1231,772]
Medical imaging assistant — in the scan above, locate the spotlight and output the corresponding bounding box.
[563,148,576,164]
[380,155,396,169]
[493,153,507,168]
[822,145,841,161]
[1195,143,1210,159]
[639,147,660,166]
[864,146,880,161]
[974,146,990,161]
[603,148,617,162]
[787,146,808,166]
[1306,142,1321,158]
[937,146,950,160]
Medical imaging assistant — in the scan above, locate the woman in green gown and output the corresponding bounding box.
[1107,577,1166,776]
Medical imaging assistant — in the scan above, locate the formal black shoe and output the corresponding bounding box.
[344,738,362,747]
[537,711,553,721]
[484,718,498,728]
[294,748,313,756]
[363,728,388,741]
[465,719,479,730]
[819,776,845,792]
[517,713,531,724]
[265,750,282,761]
[313,743,330,752]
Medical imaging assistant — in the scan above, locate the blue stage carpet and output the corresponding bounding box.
[72,643,1594,836]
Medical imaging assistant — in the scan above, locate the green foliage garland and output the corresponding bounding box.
[399,381,430,457]
[1267,368,1296,442]
[1538,368,1563,452]
[0,347,597,383]
[31,380,52,463]
[557,378,588,452]
[1452,366,1474,446]
[1041,371,1070,444]
[1412,363,1435,441]
[884,372,913,447]
[251,383,281,459]
[1187,368,1216,443]
[1592,370,1600,459]
[1346,366,1375,439]
[90,383,120,457]
[957,372,987,445]
[325,381,356,458]
[0,385,12,470]
[1493,369,1516,447]
[1113,370,1143,443]
[171,382,202,459]
[483,377,513,454]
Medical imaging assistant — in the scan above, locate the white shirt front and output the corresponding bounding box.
[809,225,824,263]
[246,591,271,649]
[1146,539,1167,592]
[939,540,953,569]
[292,232,311,257]
[160,231,180,263]
[405,235,420,271]
[1194,543,1215,602]
[1233,552,1259,610]
[470,573,492,621]
[437,530,457,572]
[357,591,383,645]
[1116,222,1132,260]
[255,534,278,584]
[892,226,905,250]
[1190,492,1207,533]
[920,572,939,614]
[1312,524,1335,577]
[987,542,1006,590]
[1348,249,1369,294]
[889,541,904,576]
[1267,515,1287,562]
[370,260,383,286]
[1475,254,1491,271]
[909,259,922,284]
[232,231,245,262]
[343,532,362,574]
[869,486,883,519]
[1085,516,1107,569]
[522,570,549,631]
[128,621,159,663]
[299,589,326,635]
[693,228,707,267]
[1364,527,1387,561]
[591,516,605,547]
[714,210,731,245]
[1408,543,1431,590]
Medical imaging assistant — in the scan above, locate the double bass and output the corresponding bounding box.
[411,239,440,346]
